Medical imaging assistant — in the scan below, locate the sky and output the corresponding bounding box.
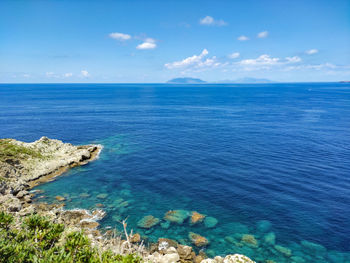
[0,0,350,83]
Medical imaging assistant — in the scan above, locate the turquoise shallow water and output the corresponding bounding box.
[1,83,350,262]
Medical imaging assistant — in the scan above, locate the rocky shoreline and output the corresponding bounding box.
[0,137,255,263]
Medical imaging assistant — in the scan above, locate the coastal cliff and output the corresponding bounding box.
[0,137,255,263]
[0,137,101,206]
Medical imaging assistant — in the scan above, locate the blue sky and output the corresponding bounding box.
[1,0,349,83]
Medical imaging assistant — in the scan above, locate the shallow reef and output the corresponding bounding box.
[31,135,350,263]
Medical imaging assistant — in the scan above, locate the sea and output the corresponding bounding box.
[0,83,349,263]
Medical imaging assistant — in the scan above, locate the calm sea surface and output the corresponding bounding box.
[1,83,350,262]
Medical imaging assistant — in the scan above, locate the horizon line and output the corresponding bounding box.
[0,81,348,85]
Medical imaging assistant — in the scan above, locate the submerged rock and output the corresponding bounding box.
[116,201,129,208]
[290,256,306,263]
[160,220,171,229]
[137,215,160,229]
[164,209,189,224]
[204,216,218,228]
[241,234,258,247]
[55,195,65,201]
[96,193,108,199]
[274,245,292,257]
[190,211,205,225]
[224,236,235,244]
[189,232,209,247]
[79,192,90,198]
[300,240,326,255]
[263,232,276,245]
[256,220,272,233]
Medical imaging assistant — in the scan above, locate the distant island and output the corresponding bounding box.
[167,77,273,84]
[167,77,207,84]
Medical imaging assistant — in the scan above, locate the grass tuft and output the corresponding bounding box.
[0,139,43,161]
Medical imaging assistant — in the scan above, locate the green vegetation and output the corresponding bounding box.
[0,176,8,182]
[0,211,142,263]
[0,139,44,161]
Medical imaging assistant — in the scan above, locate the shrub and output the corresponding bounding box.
[0,212,143,263]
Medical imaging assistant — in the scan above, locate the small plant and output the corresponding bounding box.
[0,211,13,230]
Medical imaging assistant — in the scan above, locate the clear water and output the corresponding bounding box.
[1,83,350,263]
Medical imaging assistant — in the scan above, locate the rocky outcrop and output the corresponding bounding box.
[0,137,102,226]
[0,136,102,196]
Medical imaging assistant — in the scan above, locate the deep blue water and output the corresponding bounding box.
[1,83,350,262]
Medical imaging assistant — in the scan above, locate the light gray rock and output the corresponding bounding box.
[214,256,224,263]
[202,254,255,263]
[223,254,256,263]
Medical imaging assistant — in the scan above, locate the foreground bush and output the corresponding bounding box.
[0,211,142,263]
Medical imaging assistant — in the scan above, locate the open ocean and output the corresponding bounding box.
[1,83,350,262]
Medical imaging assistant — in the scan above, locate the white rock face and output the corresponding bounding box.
[0,136,102,194]
[16,136,101,181]
[146,247,180,263]
[201,259,217,263]
[201,254,255,263]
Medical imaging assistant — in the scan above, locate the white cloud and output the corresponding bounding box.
[199,16,227,26]
[136,38,157,50]
[63,73,73,77]
[235,54,302,71]
[228,52,240,59]
[284,63,336,71]
[46,72,55,77]
[239,54,280,66]
[23,74,30,78]
[286,56,302,63]
[109,32,131,41]
[306,49,318,55]
[238,35,249,41]
[46,72,73,78]
[164,49,224,72]
[81,70,89,77]
[165,49,209,69]
[257,31,268,38]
